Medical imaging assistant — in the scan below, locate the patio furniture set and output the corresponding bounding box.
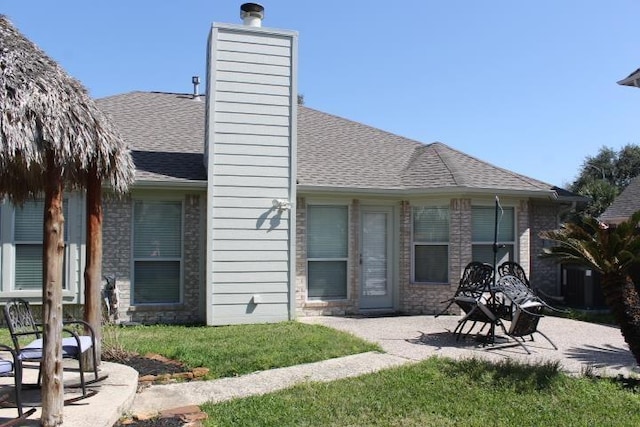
[437,261,559,354]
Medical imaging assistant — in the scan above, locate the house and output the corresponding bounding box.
[617,68,640,89]
[0,4,575,325]
[600,176,640,225]
[600,68,640,225]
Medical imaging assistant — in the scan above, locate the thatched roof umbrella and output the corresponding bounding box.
[0,15,134,426]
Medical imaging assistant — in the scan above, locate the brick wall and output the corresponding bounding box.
[103,194,132,313]
[518,200,531,276]
[400,199,473,315]
[294,196,307,314]
[295,197,358,316]
[103,192,204,324]
[530,201,562,296]
[293,195,563,317]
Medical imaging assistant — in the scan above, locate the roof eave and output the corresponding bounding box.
[131,179,208,190]
[297,184,559,199]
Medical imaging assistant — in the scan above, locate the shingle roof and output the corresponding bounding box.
[618,68,640,88]
[97,91,558,197]
[600,176,640,224]
[97,92,207,184]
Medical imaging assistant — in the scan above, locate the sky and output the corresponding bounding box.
[3,1,640,188]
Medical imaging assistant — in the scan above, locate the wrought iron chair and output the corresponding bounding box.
[436,262,495,316]
[497,261,531,287]
[440,262,505,343]
[497,261,566,312]
[0,343,36,426]
[494,275,558,354]
[3,298,104,402]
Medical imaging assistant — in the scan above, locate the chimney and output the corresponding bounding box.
[205,4,298,325]
[191,75,200,100]
[240,3,264,27]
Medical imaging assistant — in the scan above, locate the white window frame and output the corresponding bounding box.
[131,197,184,306]
[0,196,81,298]
[306,202,350,301]
[471,204,516,266]
[411,205,450,284]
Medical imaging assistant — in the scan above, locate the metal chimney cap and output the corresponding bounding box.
[191,75,201,100]
[240,3,264,26]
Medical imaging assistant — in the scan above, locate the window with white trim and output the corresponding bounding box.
[307,205,348,300]
[133,200,183,304]
[472,205,515,266]
[14,200,69,290]
[412,206,449,283]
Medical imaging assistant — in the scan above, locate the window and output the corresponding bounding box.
[133,200,182,304]
[14,200,68,290]
[413,206,449,283]
[472,205,515,266]
[307,205,348,300]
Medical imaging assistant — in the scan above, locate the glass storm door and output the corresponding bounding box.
[360,207,393,310]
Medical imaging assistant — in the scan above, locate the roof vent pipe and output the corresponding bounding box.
[192,76,200,100]
[240,3,264,27]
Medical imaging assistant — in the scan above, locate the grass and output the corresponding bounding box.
[201,357,640,427]
[549,307,615,325]
[102,321,380,379]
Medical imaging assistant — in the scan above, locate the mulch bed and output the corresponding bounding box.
[115,417,185,427]
[115,353,188,377]
[107,353,206,427]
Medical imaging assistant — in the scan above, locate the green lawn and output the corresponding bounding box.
[202,357,640,427]
[102,321,380,379]
[549,307,615,325]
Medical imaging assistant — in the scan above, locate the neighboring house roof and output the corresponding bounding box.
[618,68,640,88]
[97,91,561,198]
[600,176,640,224]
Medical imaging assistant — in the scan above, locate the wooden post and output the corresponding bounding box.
[83,169,103,368]
[41,159,65,427]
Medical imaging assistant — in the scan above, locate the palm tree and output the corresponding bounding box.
[540,211,640,366]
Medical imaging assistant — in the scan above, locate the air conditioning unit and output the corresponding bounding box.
[561,265,607,309]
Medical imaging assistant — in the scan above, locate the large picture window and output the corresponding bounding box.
[307,205,348,300]
[133,200,182,304]
[413,206,449,283]
[472,205,515,266]
[14,200,68,290]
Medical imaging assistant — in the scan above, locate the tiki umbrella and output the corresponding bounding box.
[0,15,134,426]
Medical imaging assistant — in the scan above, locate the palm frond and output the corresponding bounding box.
[540,211,640,275]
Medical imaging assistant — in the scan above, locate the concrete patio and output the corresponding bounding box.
[1,314,638,426]
[0,360,137,426]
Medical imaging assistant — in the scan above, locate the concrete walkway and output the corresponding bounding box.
[1,315,638,426]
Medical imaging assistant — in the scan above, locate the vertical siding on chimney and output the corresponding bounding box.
[206,23,297,325]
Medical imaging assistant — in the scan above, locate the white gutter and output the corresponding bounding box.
[130,180,208,190]
[296,184,559,200]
